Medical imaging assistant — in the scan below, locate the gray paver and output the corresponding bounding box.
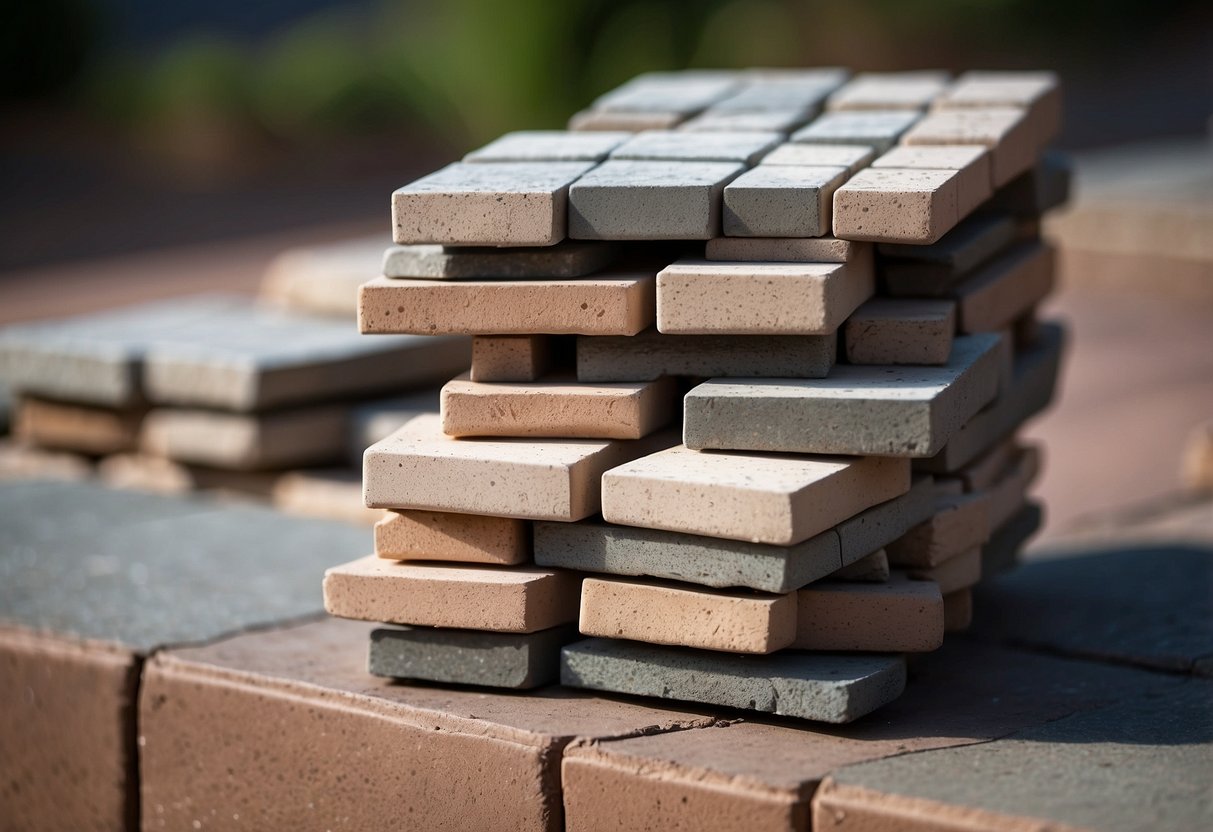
[592,72,742,115]
[678,109,813,134]
[610,130,782,164]
[382,241,617,279]
[792,110,921,152]
[879,213,1019,297]
[463,130,631,163]
[723,164,849,237]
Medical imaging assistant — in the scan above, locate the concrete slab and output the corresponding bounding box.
[375,509,529,565]
[761,142,876,173]
[791,110,921,152]
[591,71,741,115]
[568,109,686,131]
[829,548,890,582]
[705,235,870,263]
[794,574,945,652]
[346,390,438,463]
[383,240,618,279]
[711,76,839,113]
[906,545,982,593]
[988,152,1072,216]
[833,167,962,244]
[723,164,850,237]
[610,130,782,164]
[844,298,956,365]
[463,130,631,163]
[935,70,1062,145]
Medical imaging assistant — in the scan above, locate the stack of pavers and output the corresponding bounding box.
[324,67,1067,722]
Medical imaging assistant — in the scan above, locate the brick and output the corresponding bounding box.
[568,109,686,131]
[907,546,981,593]
[887,491,992,568]
[936,70,1063,148]
[792,110,921,152]
[259,235,383,318]
[0,441,91,482]
[829,548,890,582]
[602,444,910,546]
[705,235,869,263]
[471,335,572,382]
[391,161,596,246]
[684,333,1002,457]
[576,328,836,382]
[14,396,144,455]
[844,298,956,365]
[562,638,906,723]
[761,142,876,172]
[568,160,745,240]
[369,624,579,689]
[358,273,655,336]
[324,556,580,632]
[656,259,874,335]
[794,573,945,652]
[952,242,1055,333]
[611,130,782,164]
[463,130,631,163]
[987,152,1071,216]
[270,468,383,525]
[579,577,797,654]
[833,167,962,244]
[943,588,973,632]
[382,240,617,279]
[375,509,529,565]
[903,108,1037,187]
[826,71,950,111]
[440,373,676,440]
[591,71,742,115]
[723,164,850,237]
[834,474,936,563]
[871,144,993,216]
[711,76,840,113]
[679,108,813,134]
[878,213,1019,297]
[363,413,675,520]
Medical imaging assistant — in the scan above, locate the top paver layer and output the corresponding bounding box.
[610,130,783,164]
[464,130,632,163]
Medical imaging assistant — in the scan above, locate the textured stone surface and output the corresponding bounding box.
[935,71,1062,143]
[610,130,782,164]
[656,259,873,335]
[591,71,741,115]
[440,374,677,440]
[953,241,1055,333]
[833,167,961,244]
[826,71,950,111]
[834,475,937,563]
[569,160,745,240]
[375,509,529,565]
[579,577,797,654]
[903,108,1037,187]
[684,333,1002,456]
[871,144,993,216]
[906,546,982,594]
[844,298,956,365]
[369,624,579,689]
[705,235,869,264]
[723,164,850,237]
[358,273,655,336]
[602,445,910,546]
[390,161,596,246]
[828,548,890,582]
[383,240,618,279]
[364,413,675,520]
[324,556,581,632]
[679,108,813,134]
[792,110,921,152]
[887,491,992,568]
[711,74,842,113]
[576,328,836,382]
[562,638,906,723]
[464,130,631,163]
[471,335,573,383]
[878,213,1019,297]
[761,142,876,172]
[794,574,945,652]
[14,396,144,455]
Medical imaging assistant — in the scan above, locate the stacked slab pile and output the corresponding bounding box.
[324,66,1068,723]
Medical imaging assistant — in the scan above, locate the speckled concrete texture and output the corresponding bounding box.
[705,235,869,263]
[610,130,782,164]
[833,167,961,244]
[826,71,950,111]
[761,142,876,173]
[723,164,849,237]
[903,108,1037,187]
[872,144,993,216]
[375,509,529,565]
[794,574,945,652]
[844,298,956,365]
[383,240,617,280]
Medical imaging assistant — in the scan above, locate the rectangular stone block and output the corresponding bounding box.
[878,213,1018,297]
[684,333,1002,457]
[383,240,617,279]
[656,259,873,335]
[14,396,144,455]
[363,413,675,521]
[794,574,945,652]
[471,335,573,383]
[834,474,936,563]
[591,71,741,115]
[711,75,842,113]
[602,444,910,546]
[826,71,951,111]
[723,164,850,237]
[369,624,579,689]
[833,167,962,244]
[568,160,745,240]
[902,108,1037,187]
[440,374,677,440]
[906,546,981,594]
[705,235,869,263]
[579,577,797,654]
[886,491,992,568]
[375,509,529,565]
[391,161,596,246]
[610,130,782,164]
[943,588,973,632]
[829,548,890,582]
[761,142,876,172]
[792,110,922,152]
[935,71,1062,146]
[871,144,993,216]
[358,273,655,336]
[678,108,813,134]
[568,109,686,131]
[323,556,580,632]
[952,241,1055,333]
[844,298,956,365]
[464,130,631,163]
[576,328,836,382]
[561,638,907,723]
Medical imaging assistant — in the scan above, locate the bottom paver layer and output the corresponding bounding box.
[561,638,906,723]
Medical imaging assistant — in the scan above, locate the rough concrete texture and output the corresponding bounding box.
[258,234,383,318]
[383,240,618,280]
[792,110,922,153]
[814,680,1211,832]
[952,241,1055,334]
[568,160,745,240]
[464,130,631,163]
[568,109,686,132]
[369,624,580,689]
[390,160,596,246]
[610,130,783,164]
[833,167,961,244]
[323,555,581,633]
[878,212,1018,297]
[826,71,950,111]
[561,638,906,723]
[471,335,571,383]
[375,509,529,565]
[834,475,936,563]
[358,273,655,336]
[363,413,676,521]
[0,440,92,481]
[656,259,874,335]
[887,491,992,568]
[576,328,836,382]
[579,577,797,654]
[140,617,718,832]
[828,548,890,582]
[872,144,993,216]
[907,546,982,594]
[440,373,677,440]
[14,396,144,455]
[943,588,973,632]
[723,164,850,238]
[843,298,956,365]
[795,574,945,652]
[761,142,876,173]
[705,235,869,264]
[679,108,813,134]
[684,332,1002,457]
[270,468,384,526]
[602,444,910,546]
[935,70,1062,144]
[903,108,1037,187]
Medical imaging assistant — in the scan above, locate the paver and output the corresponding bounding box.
[723,164,850,237]
[833,167,962,244]
[463,130,631,162]
[591,71,741,115]
[374,509,529,565]
[878,212,1019,296]
[987,151,1072,216]
[678,108,813,134]
[829,548,890,582]
[903,108,1037,187]
[907,546,982,594]
[760,142,876,172]
[684,333,1002,456]
[792,110,921,152]
[568,160,745,240]
[834,474,937,563]
[579,577,797,654]
[656,259,874,335]
[871,144,993,216]
[844,298,956,365]
[568,109,686,131]
[827,71,950,111]
[794,574,945,652]
[610,130,782,164]
[391,161,596,246]
[471,335,573,382]
[346,390,439,463]
[887,491,991,568]
[952,241,1055,333]
[13,396,144,455]
[711,76,840,113]
[382,240,618,279]
[602,444,910,546]
[935,70,1063,143]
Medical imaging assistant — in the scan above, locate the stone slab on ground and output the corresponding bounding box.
[561,638,906,723]
[795,574,944,652]
[610,130,782,164]
[382,240,618,280]
[760,142,876,173]
[833,167,962,244]
[369,624,580,689]
[791,110,921,153]
[722,164,849,238]
[684,332,1002,456]
[364,413,676,521]
[358,273,655,336]
[13,396,145,455]
[843,298,956,365]
[602,444,910,546]
[463,130,631,163]
[704,235,869,263]
[375,509,529,565]
[878,213,1019,297]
